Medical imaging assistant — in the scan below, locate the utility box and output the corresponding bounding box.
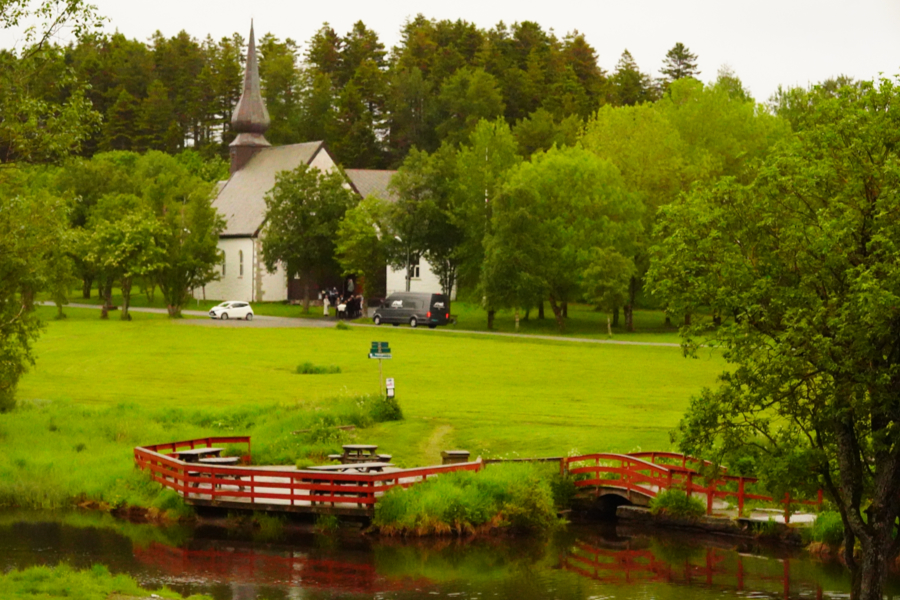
[441,450,471,465]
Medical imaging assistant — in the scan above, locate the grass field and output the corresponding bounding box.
[19,306,724,462]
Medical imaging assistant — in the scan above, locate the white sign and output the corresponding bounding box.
[385,378,395,389]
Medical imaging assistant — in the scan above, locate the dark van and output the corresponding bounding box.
[373,292,450,329]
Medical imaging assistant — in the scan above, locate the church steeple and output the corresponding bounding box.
[230,21,271,174]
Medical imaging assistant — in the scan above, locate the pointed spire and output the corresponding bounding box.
[231,20,270,137]
[230,20,270,173]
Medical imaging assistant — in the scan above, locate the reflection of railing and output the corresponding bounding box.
[134,437,483,514]
[133,542,428,594]
[561,452,823,523]
[562,542,825,599]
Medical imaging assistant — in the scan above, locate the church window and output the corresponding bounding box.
[222,254,226,277]
[239,250,244,277]
[412,258,421,279]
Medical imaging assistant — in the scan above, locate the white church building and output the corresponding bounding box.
[199,23,447,304]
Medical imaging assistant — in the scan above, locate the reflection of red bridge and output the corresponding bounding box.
[133,542,427,594]
[562,452,823,522]
[562,542,825,599]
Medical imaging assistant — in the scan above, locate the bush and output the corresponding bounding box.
[808,511,844,546]
[549,473,577,510]
[368,394,403,422]
[0,388,15,413]
[296,362,342,374]
[649,489,705,519]
[373,463,560,536]
[335,321,350,330]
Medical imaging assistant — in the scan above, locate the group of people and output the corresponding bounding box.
[322,286,364,319]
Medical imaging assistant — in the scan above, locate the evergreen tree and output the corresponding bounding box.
[436,67,505,146]
[138,79,179,152]
[102,88,140,151]
[660,42,699,86]
[610,50,657,106]
[259,34,302,146]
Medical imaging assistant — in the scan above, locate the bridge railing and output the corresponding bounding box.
[562,452,823,523]
[134,438,482,513]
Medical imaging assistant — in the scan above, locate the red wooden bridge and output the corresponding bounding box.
[561,451,823,523]
[134,436,482,516]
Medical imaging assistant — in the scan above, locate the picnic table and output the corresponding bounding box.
[307,462,394,473]
[340,444,391,464]
[172,448,223,462]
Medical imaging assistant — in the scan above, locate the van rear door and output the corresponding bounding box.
[430,294,450,324]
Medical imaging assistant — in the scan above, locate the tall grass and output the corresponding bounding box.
[807,511,844,546]
[649,489,706,518]
[373,463,560,536]
[0,394,402,511]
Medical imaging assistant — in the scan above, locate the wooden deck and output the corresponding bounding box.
[134,437,482,516]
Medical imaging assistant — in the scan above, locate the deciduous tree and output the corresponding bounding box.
[261,164,358,311]
[649,77,900,600]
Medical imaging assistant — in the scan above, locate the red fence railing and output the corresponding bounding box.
[134,438,482,513]
[561,452,824,523]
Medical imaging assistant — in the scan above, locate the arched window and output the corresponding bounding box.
[239,250,244,277]
[222,253,226,277]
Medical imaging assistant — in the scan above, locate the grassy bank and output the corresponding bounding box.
[0,564,209,600]
[0,395,401,511]
[373,463,563,536]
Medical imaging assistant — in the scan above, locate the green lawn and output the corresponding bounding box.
[19,306,723,463]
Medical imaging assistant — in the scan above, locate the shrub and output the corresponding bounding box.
[296,362,342,374]
[649,489,705,519]
[808,511,844,546]
[549,473,577,510]
[0,389,16,413]
[335,321,350,330]
[368,394,403,422]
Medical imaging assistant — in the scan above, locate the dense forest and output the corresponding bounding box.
[1,16,709,169]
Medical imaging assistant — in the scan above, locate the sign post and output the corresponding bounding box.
[368,341,392,396]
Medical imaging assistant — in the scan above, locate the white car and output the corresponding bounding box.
[209,301,254,321]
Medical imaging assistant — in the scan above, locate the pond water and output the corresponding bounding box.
[1,510,896,599]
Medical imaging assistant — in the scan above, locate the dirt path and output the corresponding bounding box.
[420,424,454,464]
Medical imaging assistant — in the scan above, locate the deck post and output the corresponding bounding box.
[738,478,745,517]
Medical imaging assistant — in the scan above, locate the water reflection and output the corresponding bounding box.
[0,510,887,599]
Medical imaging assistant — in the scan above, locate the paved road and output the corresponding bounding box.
[57,303,335,329]
[56,303,682,346]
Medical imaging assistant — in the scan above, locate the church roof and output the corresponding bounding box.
[345,169,398,202]
[214,141,325,237]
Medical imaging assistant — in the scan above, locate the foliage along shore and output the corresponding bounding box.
[0,563,210,600]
